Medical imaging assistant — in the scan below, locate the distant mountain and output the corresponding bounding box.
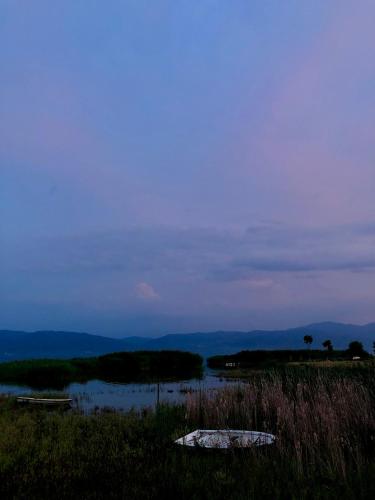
[0,322,374,360]
[136,322,375,356]
[0,330,127,361]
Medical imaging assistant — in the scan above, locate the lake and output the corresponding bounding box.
[0,371,241,412]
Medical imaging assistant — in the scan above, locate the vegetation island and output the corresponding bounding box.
[0,350,203,389]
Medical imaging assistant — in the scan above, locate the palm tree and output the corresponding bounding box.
[322,339,333,352]
[303,335,313,349]
[322,339,333,359]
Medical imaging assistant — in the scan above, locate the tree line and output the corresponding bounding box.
[303,335,370,358]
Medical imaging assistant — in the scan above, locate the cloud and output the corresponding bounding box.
[232,256,375,274]
[5,221,375,278]
[3,221,375,331]
[243,278,276,289]
[135,282,160,301]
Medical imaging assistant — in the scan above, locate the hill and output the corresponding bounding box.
[137,322,375,356]
[0,322,374,360]
[0,330,129,361]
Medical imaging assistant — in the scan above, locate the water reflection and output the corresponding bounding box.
[0,372,240,412]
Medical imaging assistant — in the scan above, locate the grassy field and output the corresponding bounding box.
[0,366,374,499]
[218,359,375,379]
[288,359,374,368]
[207,349,371,370]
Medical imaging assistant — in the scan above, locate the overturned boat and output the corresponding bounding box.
[16,397,72,406]
[175,429,276,449]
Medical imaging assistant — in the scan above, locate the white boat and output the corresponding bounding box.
[16,397,72,406]
[175,429,276,449]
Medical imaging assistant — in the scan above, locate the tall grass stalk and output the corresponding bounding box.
[186,370,375,487]
[0,368,374,499]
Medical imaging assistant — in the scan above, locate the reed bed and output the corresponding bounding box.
[0,368,374,499]
[186,370,375,493]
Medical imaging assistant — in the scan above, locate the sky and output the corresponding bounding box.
[1,0,375,337]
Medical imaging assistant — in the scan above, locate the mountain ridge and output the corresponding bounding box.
[0,321,374,360]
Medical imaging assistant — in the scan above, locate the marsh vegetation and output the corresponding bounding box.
[0,365,374,499]
[207,346,371,370]
[0,350,203,389]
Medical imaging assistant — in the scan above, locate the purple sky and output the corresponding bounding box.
[1,1,375,336]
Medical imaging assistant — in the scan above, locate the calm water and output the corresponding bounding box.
[0,372,241,412]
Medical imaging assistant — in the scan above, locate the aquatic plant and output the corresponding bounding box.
[0,367,373,499]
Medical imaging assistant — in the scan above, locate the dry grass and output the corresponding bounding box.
[0,368,374,499]
[186,371,375,483]
[288,360,374,368]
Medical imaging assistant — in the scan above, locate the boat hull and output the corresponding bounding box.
[175,429,275,449]
[16,397,72,406]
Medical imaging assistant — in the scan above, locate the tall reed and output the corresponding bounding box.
[186,370,375,482]
[0,368,374,499]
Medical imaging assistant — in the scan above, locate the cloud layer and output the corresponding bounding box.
[1,1,375,334]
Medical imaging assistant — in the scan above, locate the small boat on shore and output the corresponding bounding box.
[175,429,275,449]
[16,397,72,406]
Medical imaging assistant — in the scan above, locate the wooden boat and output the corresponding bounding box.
[175,429,275,449]
[16,397,72,406]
